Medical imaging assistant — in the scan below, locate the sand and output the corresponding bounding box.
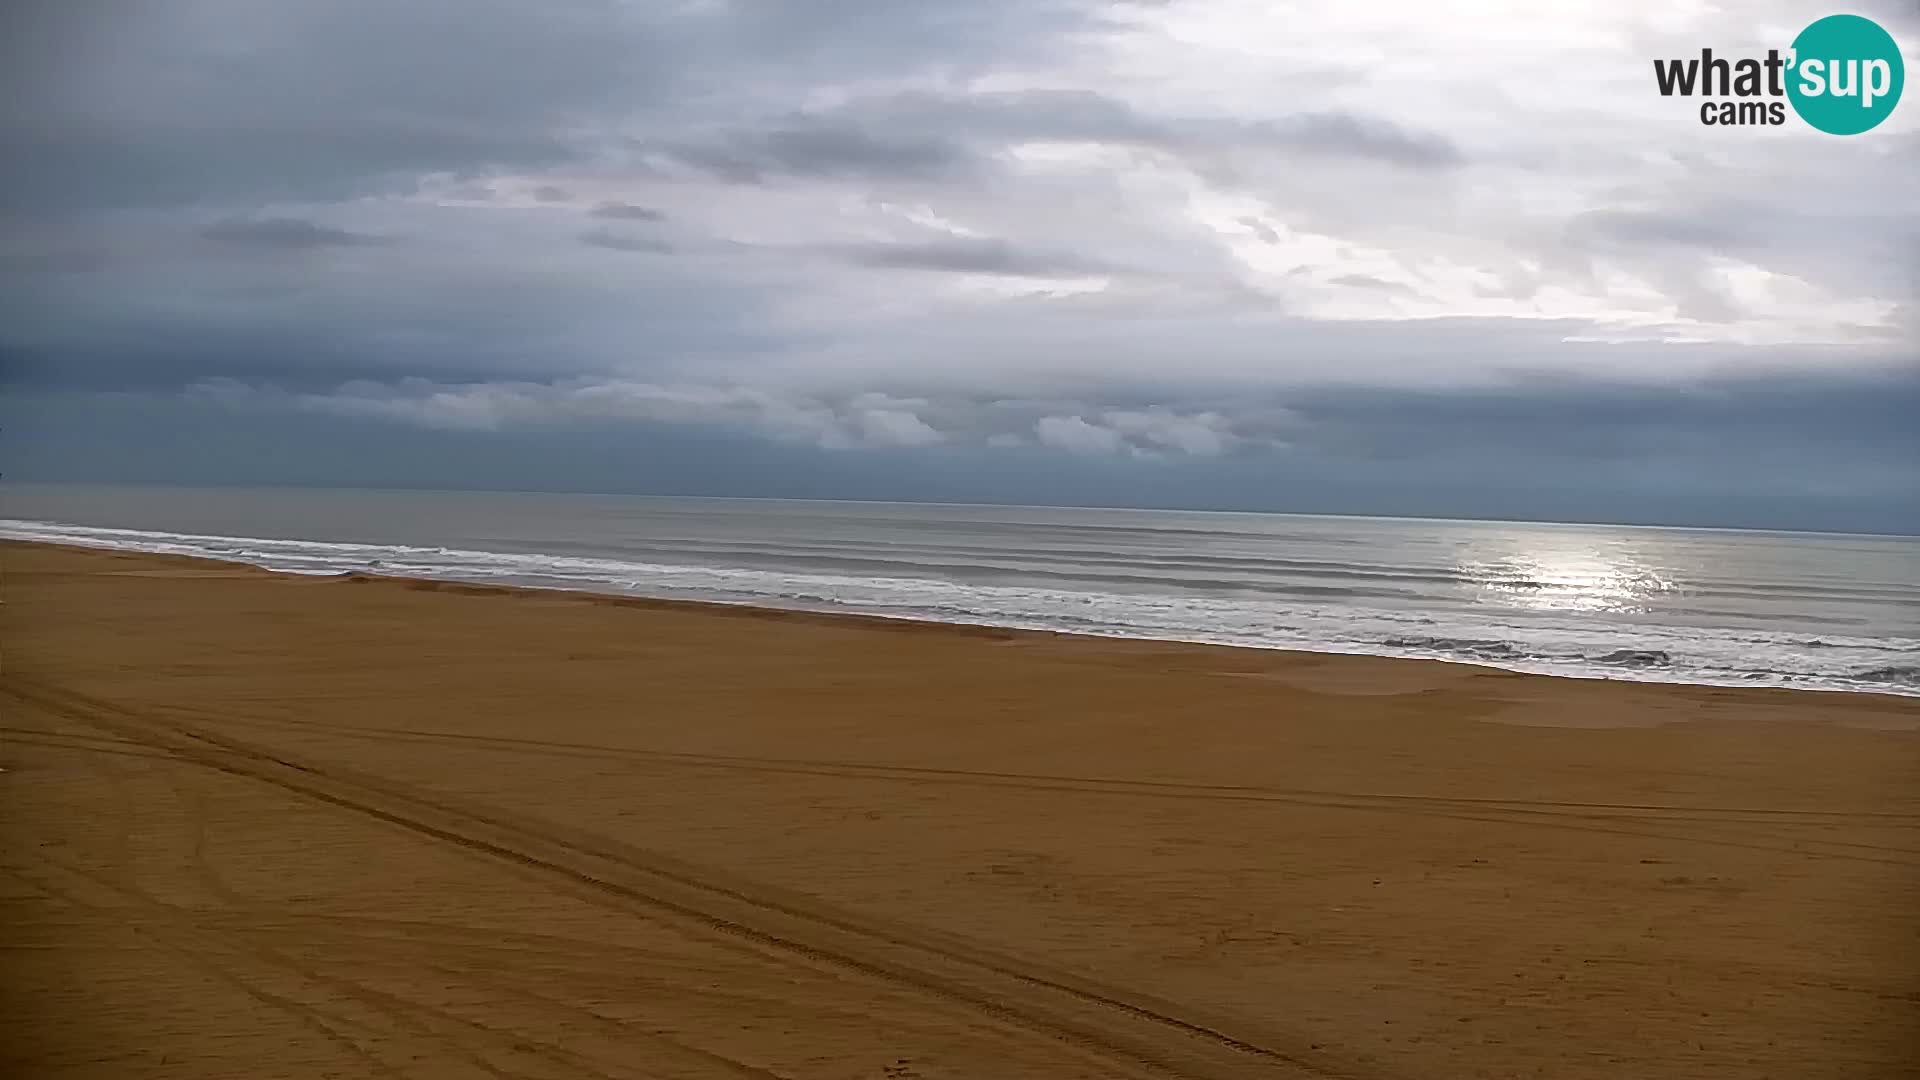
[2,540,1917,1079]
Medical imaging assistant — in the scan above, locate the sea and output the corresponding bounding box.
[3,484,1916,697]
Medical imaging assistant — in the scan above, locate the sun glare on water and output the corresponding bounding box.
[1461,541,1680,614]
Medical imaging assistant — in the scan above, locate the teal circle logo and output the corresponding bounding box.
[1787,14,1904,134]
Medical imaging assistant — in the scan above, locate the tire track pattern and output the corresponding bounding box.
[3,676,1360,1080]
[132,707,1920,865]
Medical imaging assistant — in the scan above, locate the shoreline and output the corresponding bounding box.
[3,539,1917,1076]
[4,536,1916,710]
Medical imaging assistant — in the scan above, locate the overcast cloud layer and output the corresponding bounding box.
[2,0,1916,529]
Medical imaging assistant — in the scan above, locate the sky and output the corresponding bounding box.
[1,0,1916,531]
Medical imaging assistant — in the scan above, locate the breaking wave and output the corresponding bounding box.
[3,516,1915,698]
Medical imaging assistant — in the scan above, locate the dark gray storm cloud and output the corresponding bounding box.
[0,0,1120,212]
[1,0,1915,530]
[1,1,627,212]
[6,369,1914,531]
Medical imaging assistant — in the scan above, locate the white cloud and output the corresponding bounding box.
[189,377,1306,460]
[856,406,945,446]
[1035,414,1126,454]
[1103,408,1234,456]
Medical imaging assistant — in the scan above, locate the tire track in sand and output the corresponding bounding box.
[3,676,1372,1080]
[137,704,1920,864]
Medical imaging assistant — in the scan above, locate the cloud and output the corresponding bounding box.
[1253,111,1463,169]
[1238,216,1280,243]
[1327,273,1416,295]
[198,217,387,250]
[186,376,1285,459]
[3,0,1916,528]
[1030,408,1254,457]
[652,124,974,184]
[155,368,1918,525]
[1035,414,1127,454]
[1102,408,1236,455]
[0,248,107,275]
[854,405,946,447]
[579,228,673,254]
[0,1,631,213]
[190,377,922,451]
[589,202,667,221]
[837,236,1111,277]
[815,89,1462,169]
[1571,208,1746,255]
[0,0,1118,213]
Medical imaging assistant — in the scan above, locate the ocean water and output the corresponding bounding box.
[3,483,1916,697]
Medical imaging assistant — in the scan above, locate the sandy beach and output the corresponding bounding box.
[2,539,1916,1078]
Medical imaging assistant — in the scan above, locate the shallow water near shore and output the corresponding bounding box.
[4,482,1917,696]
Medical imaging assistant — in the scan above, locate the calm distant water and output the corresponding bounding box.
[4,484,1917,696]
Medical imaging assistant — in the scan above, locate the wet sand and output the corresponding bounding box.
[2,540,1917,1079]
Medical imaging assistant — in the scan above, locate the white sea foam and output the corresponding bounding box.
[6,516,1915,697]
